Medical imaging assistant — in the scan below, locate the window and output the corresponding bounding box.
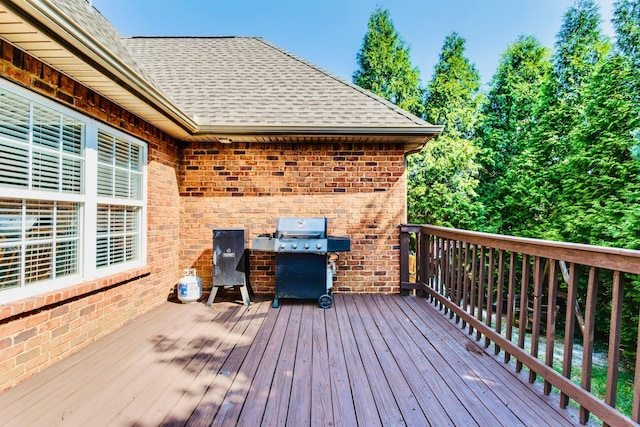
[96,130,144,269]
[0,81,146,303]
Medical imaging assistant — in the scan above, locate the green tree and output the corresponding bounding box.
[631,129,640,161]
[613,0,640,66]
[408,32,482,228]
[558,54,640,360]
[423,32,482,140]
[353,7,423,116]
[407,138,481,228]
[614,0,640,161]
[510,0,610,239]
[475,36,551,234]
[559,55,640,249]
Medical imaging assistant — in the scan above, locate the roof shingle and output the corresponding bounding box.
[122,36,433,128]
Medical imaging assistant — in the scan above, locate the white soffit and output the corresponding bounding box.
[0,6,191,139]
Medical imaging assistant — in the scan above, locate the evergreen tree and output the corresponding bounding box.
[558,54,640,360]
[475,36,551,233]
[353,7,423,116]
[407,138,481,228]
[613,0,640,66]
[408,32,482,228]
[631,129,640,161]
[614,0,640,161]
[423,32,482,140]
[559,55,640,248]
[510,0,610,239]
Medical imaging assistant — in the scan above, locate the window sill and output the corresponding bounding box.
[0,267,151,322]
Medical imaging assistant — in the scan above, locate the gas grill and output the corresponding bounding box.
[251,217,350,308]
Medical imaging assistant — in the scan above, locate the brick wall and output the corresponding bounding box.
[179,142,408,295]
[0,41,182,391]
[0,40,410,392]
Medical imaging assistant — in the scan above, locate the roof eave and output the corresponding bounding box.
[7,0,198,136]
[189,124,444,151]
[194,124,444,137]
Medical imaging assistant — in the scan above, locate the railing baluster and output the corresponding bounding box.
[469,244,478,335]
[494,249,505,355]
[429,234,436,300]
[476,246,486,341]
[455,240,463,323]
[436,237,443,309]
[561,262,579,409]
[605,271,623,412]
[485,248,495,348]
[461,242,470,329]
[505,251,516,363]
[544,259,558,395]
[516,254,530,373]
[529,256,544,383]
[633,312,640,422]
[424,233,431,300]
[443,239,450,315]
[580,266,600,424]
[448,239,455,319]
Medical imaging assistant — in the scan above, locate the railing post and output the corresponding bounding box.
[399,225,423,295]
[399,227,410,295]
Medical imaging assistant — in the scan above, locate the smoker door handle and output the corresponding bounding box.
[213,251,217,266]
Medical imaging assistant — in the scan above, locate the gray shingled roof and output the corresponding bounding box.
[121,37,433,128]
[49,0,162,92]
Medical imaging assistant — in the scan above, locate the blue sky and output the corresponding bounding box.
[91,0,615,86]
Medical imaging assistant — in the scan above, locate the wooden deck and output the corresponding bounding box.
[0,293,583,426]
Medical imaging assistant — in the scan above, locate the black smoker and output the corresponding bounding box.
[251,217,350,308]
[207,229,251,306]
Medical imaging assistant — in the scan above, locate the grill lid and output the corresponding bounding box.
[252,217,349,253]
[276,217,327,239]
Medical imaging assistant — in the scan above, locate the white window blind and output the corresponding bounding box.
[96,205,139,268]
[0,88,84,193]
[98,130,143,200]
[96,128,143,270]
[0,81,147,302]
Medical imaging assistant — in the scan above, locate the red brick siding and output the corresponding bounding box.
[0,40,409,392]
[179,142,407,295]
[0,42,182,391]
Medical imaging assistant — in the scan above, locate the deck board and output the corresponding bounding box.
[0,293,583,426]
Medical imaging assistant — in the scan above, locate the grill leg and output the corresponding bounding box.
[206,286,219,306]
[240,285,250,307]
[272,297,279,308]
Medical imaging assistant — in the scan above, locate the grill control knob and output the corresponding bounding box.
[292,243,298,249]
[280,243,285,250]
[316,242,322,249]
[304,243,310,249]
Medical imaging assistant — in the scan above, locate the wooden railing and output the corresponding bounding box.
[400,224,640,427]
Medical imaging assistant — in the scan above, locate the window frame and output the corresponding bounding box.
[0,79,147,304]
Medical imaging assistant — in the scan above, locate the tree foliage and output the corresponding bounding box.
[353,7,423,116]
[407,32,482,228]
[407,138,481,228]
[558,55,640,249]
[475,36,551,233]
[423,32,482,140]
[613,0,640,66]
[504,0,610,240]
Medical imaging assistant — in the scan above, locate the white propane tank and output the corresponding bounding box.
[177,268,202,304]
[326,259,337,292]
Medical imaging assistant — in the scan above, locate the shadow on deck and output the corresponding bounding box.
[0,293,583,426]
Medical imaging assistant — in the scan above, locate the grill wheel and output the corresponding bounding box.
[319,294,333,309]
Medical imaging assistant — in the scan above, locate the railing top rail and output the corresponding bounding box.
[401,224,640,275]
